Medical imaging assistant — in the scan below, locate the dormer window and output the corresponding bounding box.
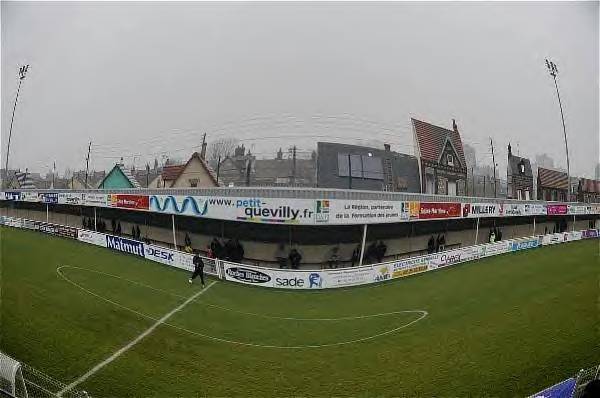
[518,161,525,174]
[447,154,454,167]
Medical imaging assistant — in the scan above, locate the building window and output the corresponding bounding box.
[517,189,522,200]
[276,177,289,184]
[447,154,454,167]
[525,190,530,200]
[447,180,457,196]
[337,153,383,180]
[189,179,198,187]
[425,174,435,194]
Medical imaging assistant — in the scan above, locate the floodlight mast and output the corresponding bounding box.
[4,65,29,189]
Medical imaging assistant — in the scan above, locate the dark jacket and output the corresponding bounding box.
[193,254,204,271]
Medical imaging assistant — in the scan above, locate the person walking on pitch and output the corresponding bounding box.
[189,251,205,287]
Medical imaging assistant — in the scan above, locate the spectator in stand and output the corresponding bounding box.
[116,222,122,236]
[496,228,502,241]
[111,219,116,234]
[435,234,441,253]
[365,242,378,264]
[136,225,141,240]
[210,238,223,259]
[275,243,287,268]
[82,217,86,229]
[375,241,387,263]
[489,229,496,243]
[438,235,446,251]
[328,245,340,269]
[235,239,245,262]
[427,236,435,254]
[351,245,360,266]
[131,225,136,239]
[206,245,215,259]
[184,233,193,253]
[289,248,302,269]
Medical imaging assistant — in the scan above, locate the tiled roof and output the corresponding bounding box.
[538,167,568,190]
[579,178,600,194]
[161,165,185,181]
[411,118,466,168]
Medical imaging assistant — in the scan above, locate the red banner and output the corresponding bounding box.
[110,194,149,210]
[419,202,461,219]
[547,204,567,215]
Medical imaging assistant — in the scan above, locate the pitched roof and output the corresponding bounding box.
[537,167,568,190]
[118,164,141,188]
[411,118,466,167]
[579,178,600,194]
[161,165,185,181]
[16,172,36,189]
[169,152,219,186]
[508,153,533,178]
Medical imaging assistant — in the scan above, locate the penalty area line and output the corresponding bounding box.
[57,280,217,396]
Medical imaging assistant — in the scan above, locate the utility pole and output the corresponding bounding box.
[4,65,29,189]
[146,163,150,188]
[291,145,297,186]
[545,59,571,200]
[52,161,56,188]
[471,167,475,196]
[216,155,221,185]
[490,137,497,198]
[347,154,352,189]
[84,141,92,189]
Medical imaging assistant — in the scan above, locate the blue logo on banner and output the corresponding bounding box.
[309,273,322,288]
[511,239,539,252]
[4,191,21,201]
[106,236,145,257]
[531,377,575,398]
[149,196,208,215]
[39,193,58,204]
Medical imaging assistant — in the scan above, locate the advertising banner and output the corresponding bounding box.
[22,219,39,230]
[59,193,85,205]
[106,235,145,257]
[567,205,586,215]
[318,200,412,224]
[222,262,274,286]
[38,193,59,204]
[461,202,500,218]
[388,256,430,279]
[4,191,21,201]
[78,229,107,247]
[222,263,324,289]
[22,191,39,202]
[419,202,461,220]
[582,229,599,239]
[206,197,317,225]
[149,195,209,217]
[429,246,479,269]
[502,203,525,217]
[409,201,420,220]
[530,377,575,398]
[523,203,547,216]
[84,193,108,207]
[547,204,568,215]
[541,233,567,246]
[510,236,541,251]
[478,241,510,258]
[323,266,375,288]
[109,194,149,210]
[36,221,78,239]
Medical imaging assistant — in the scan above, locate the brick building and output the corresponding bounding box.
[506,143,534,200]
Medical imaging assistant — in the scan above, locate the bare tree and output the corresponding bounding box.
[208,137,239,169]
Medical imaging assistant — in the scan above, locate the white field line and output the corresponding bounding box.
[57,279,216,397]
[57,266,428,350]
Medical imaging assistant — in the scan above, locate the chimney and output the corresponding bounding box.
[452,119,458,133]
[384,143,391,152]
[508,143,512,157]
[200,142,207,160]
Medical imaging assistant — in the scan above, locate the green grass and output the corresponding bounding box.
[1,226,598,396]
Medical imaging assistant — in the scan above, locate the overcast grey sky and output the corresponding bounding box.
[2,1,598,177]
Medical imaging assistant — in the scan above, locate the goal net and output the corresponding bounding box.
[0,351,28,398]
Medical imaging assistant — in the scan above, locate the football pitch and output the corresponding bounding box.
[1,226,598,397]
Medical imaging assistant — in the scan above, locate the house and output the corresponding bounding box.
[412,118,467,196]
[218,146,316,187]
[316,142,420,192]
[9,171,36,189]
[149,152,219,188]
[506,143,534,200]
[577,178,600,203]
[98,163,142,189]
[537,167,568,201]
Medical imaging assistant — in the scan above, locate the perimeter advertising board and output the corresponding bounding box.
[524,203,547,216]
[106,235,145,257]
[205,197,317,225]
[461,203,500,218]
[78,229,107,247]
[323,266,374,288]
[419,202,461,219]
[36,221,78,239]
[389,256,430,279]
[4,191,21,201]
[478,241,510,258]
[84,193,108,207]
[38,193,58,204]
[318,200,412,224]
[109,194,149,210]
[149,195,209,217]
[429,246,480,269]
[547,204,568,215]
[510,236,541,251]
[582,229,599,239]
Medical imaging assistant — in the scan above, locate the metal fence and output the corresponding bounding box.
[573,364,600,398]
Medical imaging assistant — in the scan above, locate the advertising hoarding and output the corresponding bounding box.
[84,193,108,207]
[461,203,500,218]
[419,202,461,219]
[109,194,149,210]
[523,203,547,216]
[547,204,568,215]
[106,235,145,257]
[318,200,412,224]
[38,193,58,204]
[149,195,209,217]
[78,230,107,247]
